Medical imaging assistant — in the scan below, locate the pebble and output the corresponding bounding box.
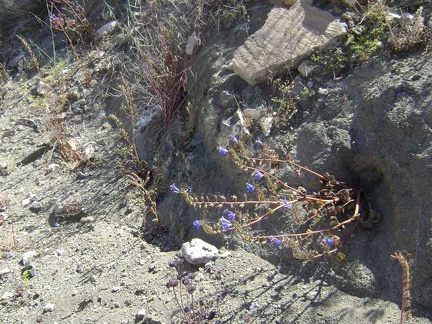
[21,193,38,207]
[180,238,219,265]
[0,292,14,300]
[111,287,121,293]
[43,303,55,312]
[47,163,59,173]
[136,309,146,320]
[318,88,330,95]
[20,250,40,267]
[29,201,43,213]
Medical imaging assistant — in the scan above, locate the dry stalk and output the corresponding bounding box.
[391,251,412,324]
[16,35,40,72]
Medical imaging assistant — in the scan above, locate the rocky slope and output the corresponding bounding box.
[1,0,432,323]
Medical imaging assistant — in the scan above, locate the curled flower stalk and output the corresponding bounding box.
[171,136,375,260]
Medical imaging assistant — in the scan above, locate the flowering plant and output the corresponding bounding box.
[171,136,376,260]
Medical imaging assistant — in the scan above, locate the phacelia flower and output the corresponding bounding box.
[252,170,264,179]
[323,237,335,247]
[166,279,178,288]
[193,220,201,229]
[230,135,239,144]
[254,139,263,148]
[219,216,232,231]
[280,198,292,210]
[273,238,282,247]
[223,209,236,221]
[246,183,255,193]
[217,146,228,156]
[170,183,180,193]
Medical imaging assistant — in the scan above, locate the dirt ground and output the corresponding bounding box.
[0,0,432,322]
[0,52,430,324]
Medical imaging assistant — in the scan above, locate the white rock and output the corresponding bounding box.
[318,88,329,95]
[297,60,320,77]
[83,143,96,161]
[185,31,201,55]
[20,250,40,267]
[47,163,60,173]
[95,21,119,40]
[21,198,31,207]
[136,309,146,320]
[43,303,55,312]
[180,238,219,265]
[259,116,274,137]
[1,292,14,301]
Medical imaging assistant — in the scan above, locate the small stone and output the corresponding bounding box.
[54,193,83,217]
[297,60,320,77]
[318,88,330,95]
[80,216,95,224]
[1,292,14,301]
[135,288,145,295]
[47,163,59,173]
[29,201,42,213]
[21,198,32,207]
[95,21,119,40]
[259,116,273,137]
[112,287,121,293]
[136,309,146,320]
[20,251,40,267]
[43,303,55,313]
[82,143,96,162]
[243,108,263,121]
[180,238,219,265]
[185,31,200,55]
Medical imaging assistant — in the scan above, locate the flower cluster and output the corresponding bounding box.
[217,146,228,156]
[270,237,282,247]
[224,209,236,221]
[252,170,264,179]
[246,183,255,193]
[168,135,358,259]
[219,217,232,231]
[170,183,181,194]
[50,13,66,30]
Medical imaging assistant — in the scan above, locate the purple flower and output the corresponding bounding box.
[252,170,264,179]
[50,13,65,29]
[280,199,292,210]
[223,209,236,221]
[273,238,282,247]
[217,146,228,156]
[219,217,232,231]
[246,183,255,193]
[269,237,282,247]
[193,220,201,229]
[254,139,263,148]
[230,135,239,144]
[170,183,180,193]
[323,237,334,247]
